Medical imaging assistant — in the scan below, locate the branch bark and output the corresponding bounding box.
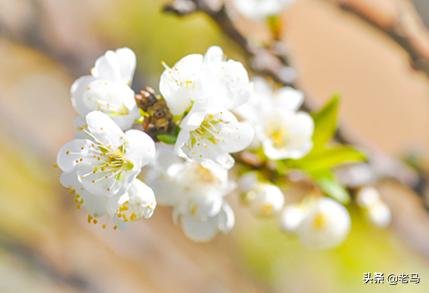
[324,0,429,77]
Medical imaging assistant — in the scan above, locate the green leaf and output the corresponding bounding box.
[295,145,367,175]
[315,172,350,204]
[311,95,340,151]
[156,133,177,145]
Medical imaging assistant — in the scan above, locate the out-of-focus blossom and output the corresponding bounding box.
[233,0,295,21]
[236,78,314,160]
[71,48,139,130]
[146,144,235,241]
[280,197,351,249]
[239,172,285,216]
[57,111,155,198]
[357,186,391,228]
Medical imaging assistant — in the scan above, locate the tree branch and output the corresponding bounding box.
[324,0,429,77]
[164,0,427,199]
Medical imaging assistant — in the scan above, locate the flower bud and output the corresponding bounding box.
[357,187,391,228]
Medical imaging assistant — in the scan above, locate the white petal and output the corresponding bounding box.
[145,168,181,206]
[73,79,137,130]
[179,108,206,131]
[203,46,224,64]
[297,198,351,249]
[92,48,136,84]
[124,129,156,169]
[275,87,304,111]
[368,203,391,228]
[159,54,203,115]
[280,205,305,232]
[233,0,295,20]
[219,119,254,154]
[217,203,235,232]
[92,51,120,81]
[71,75,97,116]
[201,56,250,109]
[86,111,125,149]
[180,213,220,242]
[110,106,140,131]
[81,191,121,217]
[115,48,137,85]
[59,171,81,190]
[73,116,88,139]
[356,187,380,208]
[248,183,285,216]
[152,143,183,170]
[203,154,235,170]
[186,191,224,219]
[262,112,314,160]
[57,139,93,172]
[127,179,157,219]
[77,158,139,198]
[238,172,259,193]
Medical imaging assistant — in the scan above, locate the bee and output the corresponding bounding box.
[135,87,173,137]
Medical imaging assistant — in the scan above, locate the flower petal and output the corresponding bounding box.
[92,48,136,84]
[180,213,220,242]
[57,139,93,172]
[71,75,97,116]
[124,129,156,169]
[127,179,157,219]
[115,48,137,85]
[160,54,203,115]
[275,87,304,111]
[86,111,125,149]
[217,203,235,232]
[201,52,250,109]
[76,163,135,197]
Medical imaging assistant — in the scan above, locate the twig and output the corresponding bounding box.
[325,0,429,77]
[164,0,427,198]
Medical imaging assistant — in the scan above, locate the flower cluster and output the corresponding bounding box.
[57,49,156,228]
[146,144,235,241]
[56,46,382,247]
[160,46,254,169]
[236,77,314,160]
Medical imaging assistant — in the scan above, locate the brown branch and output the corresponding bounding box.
[164,0,427,199]
[325,0,429,77]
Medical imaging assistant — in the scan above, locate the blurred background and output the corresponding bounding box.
[0,0,429,292]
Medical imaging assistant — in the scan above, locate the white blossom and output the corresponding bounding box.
[160,46,251,117]
[357,187,391,228]
[146,144,235,241]
[233,0,295,21]
[91,48,136,85]
[175,105,254,169]
[280,205,306,232]
[60,171,156,224]
[160,47,254,169]
[236,77,314,160]
[178,204,235,242]
[57,111,155,198]
[71,48,139,130]
[239,172,284,216]
[280,197,351,249]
